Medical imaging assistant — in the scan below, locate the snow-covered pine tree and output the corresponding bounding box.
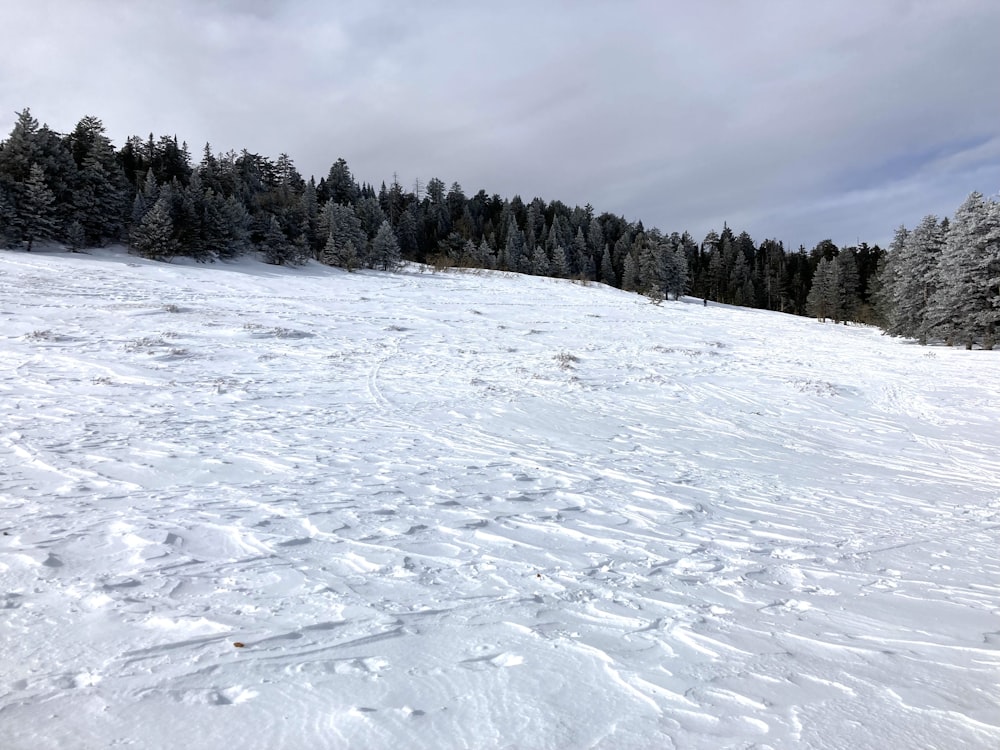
[621,251,639,292]
[130,193,177,261]
[890,215,943,343]
[875,225,908,332]
[637,234,662,295]
[559,244,576,279]
[530,242,549,276]
[372,220,402,271]
[928,192,1000,348]
[806,257,838,321]
[320,201,366,270]
[663,244,689,299]
[473,237,494,269]
[66,220,86,251]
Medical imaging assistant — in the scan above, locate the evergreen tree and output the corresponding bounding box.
[326,157,359,205]
[0,182,16,247]
[355,194,387,242]
[806,257,839,321]
[928,192,1000,348]
[20,164,58,250]
[130,193,177,261]
[729,251,750,305]
[395,209,419,259]
[892,215,943,343]
[66,220,86,251]
[175,172,208,260]
[0,109,43,189]
[662,243,689,299]
[500,216,523,272]
[372,220,402,271]
[67,116,128,244]
[834,249,861,323]
[221,196,251,259]
[637,233,662,294]
[874,226,908,331]
[320,201,366,269]
[473,237,494,269]
[530,242,550,276]
[261,214,297,265]
[621,251,639,291]
[599,244,615,285]
[298,177,321,258]
[587,217,605,274]
[571,227,589,277]
[200,189,231,259]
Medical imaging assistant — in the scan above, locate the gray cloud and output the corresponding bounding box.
[2,0,998,250]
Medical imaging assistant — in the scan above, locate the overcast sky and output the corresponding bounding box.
[2,0,998,250]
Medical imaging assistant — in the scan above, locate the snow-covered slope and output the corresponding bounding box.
[2,248,999,750]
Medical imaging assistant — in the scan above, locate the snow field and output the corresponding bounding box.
[1,248,999,749]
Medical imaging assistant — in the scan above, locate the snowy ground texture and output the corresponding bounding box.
[2,248,1000,750]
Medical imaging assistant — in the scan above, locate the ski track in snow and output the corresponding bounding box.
[2,248,1000,749]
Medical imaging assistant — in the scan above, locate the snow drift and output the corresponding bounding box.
[1,248,999,749]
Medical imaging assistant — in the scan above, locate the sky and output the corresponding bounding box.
[2,0,998,250]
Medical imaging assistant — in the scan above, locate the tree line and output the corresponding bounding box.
[2,108,994,346]
[869,194,1000,349]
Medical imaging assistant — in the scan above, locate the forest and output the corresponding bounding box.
[1,108,997,346]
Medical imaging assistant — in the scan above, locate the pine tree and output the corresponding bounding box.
[261,214,295,265]
[355,195,387,243]
[637,234,662,294]
[473,237,494,269]
[319,201,366,269]
[928,192,1000,348]
[892,215,943,343]
[221,196,251,259]
[729,251,750,305]
[130,193,177,261]
[621,251,639,291]
[66,220,86,251]
[0,109,43,188]
[875,226,908,332]
[834,249,861,323]
[298,178,320,258]
[0,182,16,247]
[662,243,689,300]
[806,257,839,321]
[500,217,522,272]
[395,210,418,259]
[326,158,359,206]
[67,116,128,244]
[176,172,208,261]
[599,244,615,285]
[372,220,402,271]
[20,163,58,251]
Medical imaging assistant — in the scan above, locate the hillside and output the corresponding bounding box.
[1,248,999,749]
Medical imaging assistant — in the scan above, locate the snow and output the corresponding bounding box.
[2,247,999,750]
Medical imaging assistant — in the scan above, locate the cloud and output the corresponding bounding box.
[1,0,997,251]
